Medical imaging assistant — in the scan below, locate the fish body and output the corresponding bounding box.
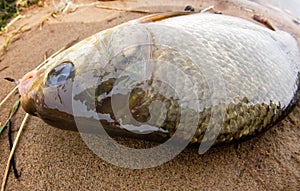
[18,12,300,145]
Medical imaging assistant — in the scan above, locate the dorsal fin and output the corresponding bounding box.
[138,12,196,23]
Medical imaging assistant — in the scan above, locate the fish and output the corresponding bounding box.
[18,11,300,146]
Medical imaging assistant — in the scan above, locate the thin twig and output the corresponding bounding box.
[1,113,29,191]
[0,86,18,109]
[253,15,276,31]
[4,15,23,32]
[200,5,215,13]
[39,12,53,30]
[95,5,157,14]
[54,2,155,15]
[0,66,9,73]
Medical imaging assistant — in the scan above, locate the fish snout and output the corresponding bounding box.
[18,70,37,96]
[18,70,39,115]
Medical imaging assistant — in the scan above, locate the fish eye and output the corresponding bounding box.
[46,61,75,87]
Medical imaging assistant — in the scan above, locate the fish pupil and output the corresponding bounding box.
[57,75,68,83]
[46,62,74,87]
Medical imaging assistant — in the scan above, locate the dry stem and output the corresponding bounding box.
[1,113,29,191]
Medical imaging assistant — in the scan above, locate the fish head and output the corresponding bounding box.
[17,21,154,130]
[16,29,106,130]
[18,55,78,129]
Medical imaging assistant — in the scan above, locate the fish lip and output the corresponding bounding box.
[18,70,41,115]
[20,95,38,115]
[18,82,30,98]
[18,82,36,115]
[19,86,45,116]
[18,82,34,115]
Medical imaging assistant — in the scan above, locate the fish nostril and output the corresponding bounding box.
[24,75,32,81]
[20,70,37,85]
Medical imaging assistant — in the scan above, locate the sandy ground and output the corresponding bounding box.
[0,0,300,190]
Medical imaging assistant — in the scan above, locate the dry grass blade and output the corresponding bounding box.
[200,5,215,13]
[39,14,50,30]
[0,66,9,73]
[0,86,18,110]
[0,99,20,134]
[253,15,276,31]
[4,15,23,32]
[95,5,157,14]
[39,11,58,30]
[1,113,29,191]
[1,24,31,56]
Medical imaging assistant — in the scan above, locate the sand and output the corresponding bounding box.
[0,0,299,190]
